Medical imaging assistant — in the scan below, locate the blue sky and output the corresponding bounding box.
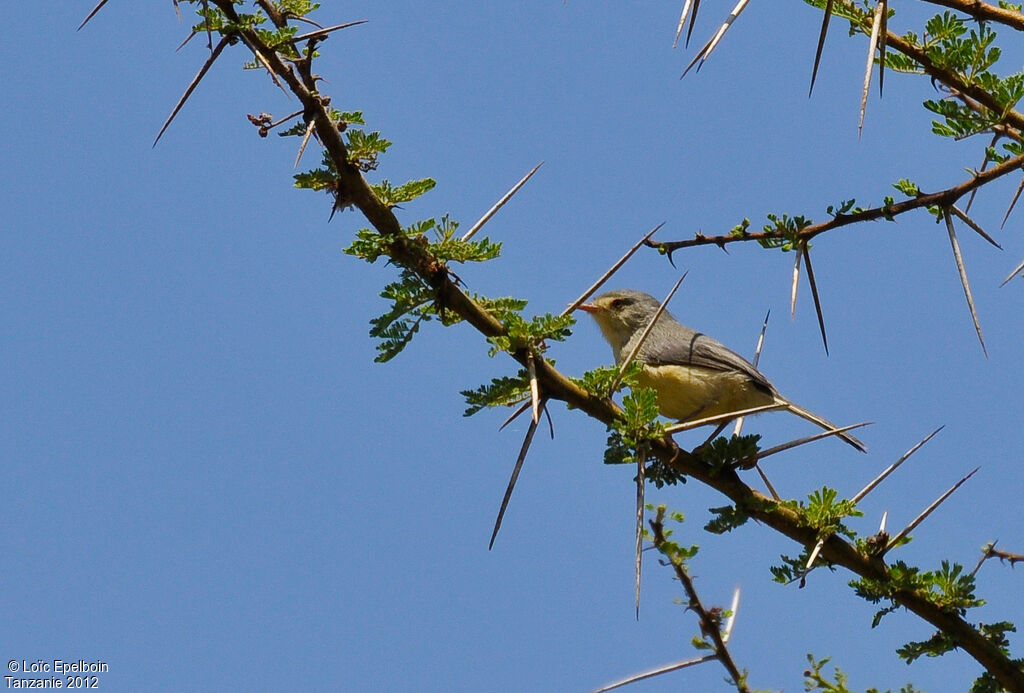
[3,2,1023,691]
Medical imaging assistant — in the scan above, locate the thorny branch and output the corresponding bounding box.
[919,0,1024,31]
[649,509,750,692]
[81,2,1024,691]
[648,150,1024,255]
[654,0,1024,253]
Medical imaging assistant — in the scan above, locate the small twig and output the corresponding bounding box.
[851,426,943,504]
[649,509,752,692]
[884,467,980,554]
[154,35,232,147]
[649,153,1024,255]
[609,273,688,395]
[562,223,665,317]
[461,161,544,242]
[272,109,305,128]
[943,208,988,356]
[489,400,547,550]
[971,541,1024,577]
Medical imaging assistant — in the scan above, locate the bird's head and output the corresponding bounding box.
[579,289,664,352]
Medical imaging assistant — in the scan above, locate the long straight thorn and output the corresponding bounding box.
[877,0,888,97]
[563,223,665,317]
[852,426,943,504]
[592,655,716,693]
[664,403,784,435]
[809,0,835,96]
[526,351,541,425]
[884,467,980,553]
[154,36,231,147]
[746,422,872,464]
[1000,176,1024,229]
[499,399,532,432]
[733,309,770,438]
[790,244,803,319]
[943,209,988,356]
[1000,257,1024,287]
[489,404,545,550]
[721,587,741,643]
[78,0,112,30]
[634,448,647,620]
[673,0,695,48]
[951,205,1002,249]
[802,245,830,355]
[859,1,886,136]
[462,162,544,242]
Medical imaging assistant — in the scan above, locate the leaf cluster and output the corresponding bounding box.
[695,433,762,472]
[803,653,923,693]
[649,505,699,565]
[770,488,862,583]
[461,372,530,416]
[599,364,670,471]
[759,213,812,251]
[850,559,986,633]
[485,312,574,357]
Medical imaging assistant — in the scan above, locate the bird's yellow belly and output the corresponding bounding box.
[638,364,775,421]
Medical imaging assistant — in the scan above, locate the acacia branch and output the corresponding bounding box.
[649,151,1024,254]
[151,5,1024,691]
[919,0,1024,31]
[653,0,1024,254]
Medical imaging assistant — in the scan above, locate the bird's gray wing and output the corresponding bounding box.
[639,325,776,394]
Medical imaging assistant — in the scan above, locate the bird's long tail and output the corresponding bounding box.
[779,399,867,453]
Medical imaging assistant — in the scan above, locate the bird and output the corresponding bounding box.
[579,289,866,452]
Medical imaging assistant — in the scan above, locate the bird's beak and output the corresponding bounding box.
[578,302,600,313]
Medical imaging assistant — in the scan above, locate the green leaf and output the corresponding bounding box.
[460,372,531,416]
[372,178,437,207]
[705,504,752,534]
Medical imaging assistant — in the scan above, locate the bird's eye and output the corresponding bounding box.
[609,297,630,309]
